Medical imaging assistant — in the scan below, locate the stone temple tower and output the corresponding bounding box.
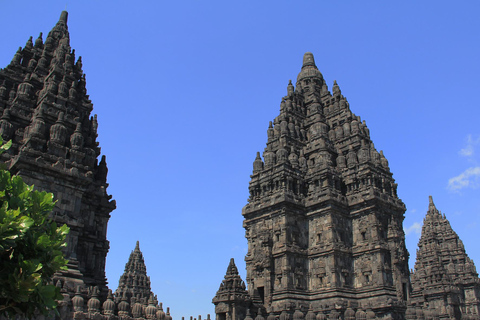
[241,53,410,318]
[407,196,480,320]
[0,11,116,296]
[115,241,154,303]
[113,241,171,319]
[213,258,250,320]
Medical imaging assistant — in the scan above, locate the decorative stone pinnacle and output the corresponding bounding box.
[226,258,239,276]
[59,11,68,23]
[302,52,316,68]
[115,241,155,304]
[427,195,439,215]
[428,195,434,207]
[297,52,323,82]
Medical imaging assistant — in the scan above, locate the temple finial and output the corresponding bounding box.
[287,80,294,96]
[226,258,239,275]
[297,52,323,83]
[59,11,68,23]
[428,195,437,213]
[302,52,316,68]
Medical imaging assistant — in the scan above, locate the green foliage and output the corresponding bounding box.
[0,138,69,317]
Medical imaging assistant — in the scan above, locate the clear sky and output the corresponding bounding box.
[1,1,479,318]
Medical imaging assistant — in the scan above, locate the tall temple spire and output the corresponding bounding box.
[409,196,480,319]
[0,10,115,297]
[238,52,409,319]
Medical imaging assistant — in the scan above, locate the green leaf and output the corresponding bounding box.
[0,139,12,152]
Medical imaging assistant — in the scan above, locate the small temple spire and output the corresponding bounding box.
[297,52,323,83]
[35,32,43,47]
[115,241,154,303]
[410,196,480,316]
[287,80,294,96]
[253,152,264,174]
[332,80,341,96]
[25,36,33,49]
[213,258,249,320]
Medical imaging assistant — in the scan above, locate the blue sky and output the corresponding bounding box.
[1,1,480,318]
